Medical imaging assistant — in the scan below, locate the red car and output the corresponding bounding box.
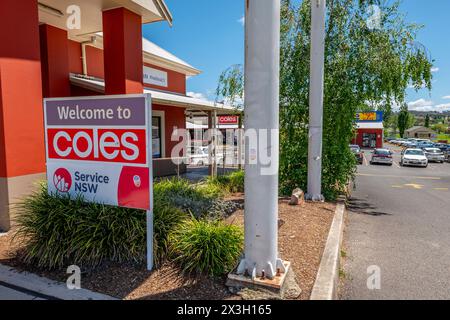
[350,145,364,165]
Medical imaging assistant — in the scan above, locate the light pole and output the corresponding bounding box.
[306,0,326,201]
[237,0,286,279]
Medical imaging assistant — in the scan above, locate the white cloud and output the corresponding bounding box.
[187,92,208,101]
[406,98,450,113]
[442,96,450,100]
[431,67,439,73]
[407,98,434,111]
[238,15,245,26]
[434,103,450,112]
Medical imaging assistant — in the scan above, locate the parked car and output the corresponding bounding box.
[402,141,416,148]
[446,148,450,163]
[370,149,393,166]
[350,144,364,165]
[417,142,435,150]
[400,149,428,168]
[189,147,224,166]
[423,148,445,163]
[434,143,449,152]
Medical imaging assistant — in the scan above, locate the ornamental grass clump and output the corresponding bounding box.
[14,183,184,269]
[154,178,226,219]
[169,219,244,277]
[207,170,245,194]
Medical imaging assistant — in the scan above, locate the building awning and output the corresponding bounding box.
[70,74,240,115]
[356,122,384,130]
[38,0,172,43]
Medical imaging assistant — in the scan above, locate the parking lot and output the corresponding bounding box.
[341,144,450,300]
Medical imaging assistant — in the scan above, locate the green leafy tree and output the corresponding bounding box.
[215,64,244,110]
[398,104,410,138]
[217,0,433,199]
[425,114,430,128]
[432,123,447,134]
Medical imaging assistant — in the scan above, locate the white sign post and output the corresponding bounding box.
[44,94,154,270]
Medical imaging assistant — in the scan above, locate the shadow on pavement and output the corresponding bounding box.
[347,198,392,217]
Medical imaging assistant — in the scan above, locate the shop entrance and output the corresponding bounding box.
[362,133,377,148]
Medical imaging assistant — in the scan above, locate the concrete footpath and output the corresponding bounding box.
[0,264,117,300]
[0,282,49,300]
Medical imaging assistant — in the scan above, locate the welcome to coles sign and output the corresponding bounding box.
[44,94,152,210]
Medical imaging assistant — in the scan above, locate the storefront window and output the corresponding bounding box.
[362,133,377,148]
[152,117,162,158]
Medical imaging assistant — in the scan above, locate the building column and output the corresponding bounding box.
[0,0,45,231]
[39,24,71,98]
[102,7,143,95]
[208,111,218,177]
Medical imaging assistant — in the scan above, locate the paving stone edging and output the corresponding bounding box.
[0,264,117,300]
[310,198,346,300]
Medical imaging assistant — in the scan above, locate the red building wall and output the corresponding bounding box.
[0,0,45,177]
[68,40,83,74]
[86,46,105,79]
[143,63,186,94]
[353,129,383,149]
[67,42,187,95]
[154,104,187,157]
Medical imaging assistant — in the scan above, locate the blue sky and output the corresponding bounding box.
[144,0,450,112]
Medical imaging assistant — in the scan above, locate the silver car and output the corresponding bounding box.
[370,149,393,166]
[423,148,445,163]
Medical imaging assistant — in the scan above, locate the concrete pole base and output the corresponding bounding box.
[305,193,325,202]
[227,263,302,300]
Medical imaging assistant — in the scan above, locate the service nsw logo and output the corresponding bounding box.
[53,168,72,193]
[53,168,112,195]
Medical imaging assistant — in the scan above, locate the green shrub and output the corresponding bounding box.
[154,178,226,219]
[207,170,245,194]
[153,204,186,266]
[14,184,184,269]
[169,219,244,277]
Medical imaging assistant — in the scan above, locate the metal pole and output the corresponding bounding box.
[146,94,154,271]
[306,0,326,202]
[237,0,285,280]
[213,110,218,177]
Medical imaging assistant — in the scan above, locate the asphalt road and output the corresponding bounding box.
[341,145,450,300]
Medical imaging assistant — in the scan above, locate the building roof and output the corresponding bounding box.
[356,122,384,129]
[90,34,200,76]
[142,38,200,76]
[405,126,435,133]
[70,74,239,115]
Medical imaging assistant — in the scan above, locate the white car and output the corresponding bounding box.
[423,148,445,163]
[189,147,224,166]
[400,149,428,168]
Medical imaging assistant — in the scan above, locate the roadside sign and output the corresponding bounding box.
[44,94,154,270]
[218,115,239,125]
[44,94,152,210]
[356,111,383,123]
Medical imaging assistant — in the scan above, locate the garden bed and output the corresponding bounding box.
[0,197,335,300]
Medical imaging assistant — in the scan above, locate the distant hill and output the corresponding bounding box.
[409,111,450,117]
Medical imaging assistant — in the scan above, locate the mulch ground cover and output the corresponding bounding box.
[0,197,335,300]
